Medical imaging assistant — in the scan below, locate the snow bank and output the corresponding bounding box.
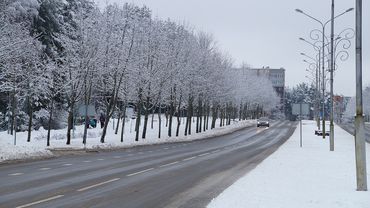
[208,120,370,208]
[0,117,254,163]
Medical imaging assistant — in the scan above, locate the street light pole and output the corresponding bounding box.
[354,0,367,191]
[296,7,354,142]
[329,0,335,151]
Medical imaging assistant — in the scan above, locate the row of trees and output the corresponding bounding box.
[0,0,280,146]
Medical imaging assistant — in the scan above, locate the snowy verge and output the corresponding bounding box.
[0,119,255,163]
[208,120,370,208]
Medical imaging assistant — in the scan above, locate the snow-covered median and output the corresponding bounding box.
[208,120,370,208]
[0,118,254,163]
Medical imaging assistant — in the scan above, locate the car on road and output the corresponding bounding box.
[315,130,329,136]
[257,117,270,127]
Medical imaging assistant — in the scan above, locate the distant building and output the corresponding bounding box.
[248,67,286,101]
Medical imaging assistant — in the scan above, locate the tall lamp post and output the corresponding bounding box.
[296,6,354,146]
[301,54,320,127]
[354,0,367,191]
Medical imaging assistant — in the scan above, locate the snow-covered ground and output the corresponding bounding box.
[0,116,254,163]
[208,120,370,208]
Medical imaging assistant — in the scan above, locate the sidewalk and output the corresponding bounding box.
[208,120,370,208]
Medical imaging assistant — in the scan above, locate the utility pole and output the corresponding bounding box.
[354,0,367,191]
[329,0,335,151]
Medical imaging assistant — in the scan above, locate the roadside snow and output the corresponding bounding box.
[208,120,370,208]
[0,116,254,163]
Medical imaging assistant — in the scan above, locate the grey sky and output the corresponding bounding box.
[95,0,369,96]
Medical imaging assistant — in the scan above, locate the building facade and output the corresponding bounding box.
[249,67,286,101]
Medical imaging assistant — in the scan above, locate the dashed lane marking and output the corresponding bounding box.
[62,163,72,166]
[126,168,154,177]
[77,178,120,192]
[183,156,196,161]
[198,152,211,157]
[9,173,24,176]
[159,161,179,168]
[16,195,64,208]
[39,168,51,171]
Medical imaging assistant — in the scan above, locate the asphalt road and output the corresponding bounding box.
[0,120,297,208]
[338,122,370,143]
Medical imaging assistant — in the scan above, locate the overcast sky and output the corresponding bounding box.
[95,0,369,96]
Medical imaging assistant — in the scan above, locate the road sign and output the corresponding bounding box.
[292,103,310,148]
[292,103,310,115]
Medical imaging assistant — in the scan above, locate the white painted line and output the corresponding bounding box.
[126,168,154,177]
[183,156,196,161]
[62,163,72,166]
[198,152,210,157]
[164,148,169,150]
[83,160,91,163]
[16,195,64,208]
[39,168,51,171]
[127,154,133,156]
[138,152,144,154]
[77,178,120,192]
[159,161,179,168]
[97,159,104,161]
[148,151,153,153]
[113,156,121,159]
[9,173,24,176]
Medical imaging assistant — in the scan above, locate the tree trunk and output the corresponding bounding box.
[66,105,74,145]
[142,97,150,139]
[158,105,161,138]
[27,99,33,142]
[151,108,155,129]
[115,109,122,135]
[47,100,54,146]
[135,98,142,142]
[120,103,126,142]
[176,95,182,137]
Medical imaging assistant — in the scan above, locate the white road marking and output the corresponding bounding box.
[39,168,51,171]
[113,156,121,159]
[62,163,72,166]
[198,152,210,157]
[83,160,91,163]
[164,148,169,150]
[148,151,153,153]
[97,158,104,161]
[77,178,120,192]
[183,156,196,161]
[138,152,144,154]
[9,173,24,176]
[127,154,133,156]
[16,195,64,208]
[159,161,179,168]
[126,168,154,177]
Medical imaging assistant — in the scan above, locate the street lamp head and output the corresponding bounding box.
[295,9,303,13]
[346,8,354,13]
[300,52,305,55]
[299,37,305,41]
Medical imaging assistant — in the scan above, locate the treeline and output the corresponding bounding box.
[0,0,279,146]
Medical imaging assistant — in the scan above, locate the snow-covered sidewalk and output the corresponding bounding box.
[0,117,254,163]
[208,120,370,208]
